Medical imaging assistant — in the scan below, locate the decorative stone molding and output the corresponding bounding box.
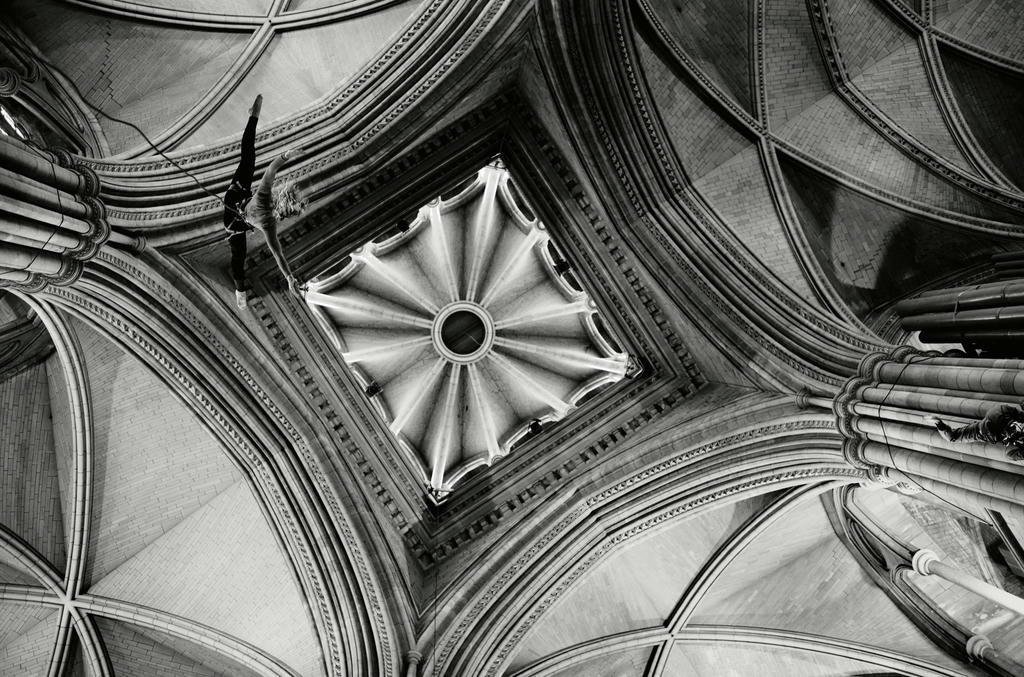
[242,97,705,564]
[465,465,865,677]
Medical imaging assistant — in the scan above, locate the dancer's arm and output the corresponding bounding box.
[262,226,293,282]
[254,149,296,198]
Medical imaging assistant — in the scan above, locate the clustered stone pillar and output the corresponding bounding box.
[992,251,1024,282]
[834,346,1024,520]
[895,256,1024,355]
[0,132,136,292]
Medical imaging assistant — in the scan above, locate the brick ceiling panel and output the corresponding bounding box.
[780,155,1011,318]
[123,0,273,15]
[88,482,325,677]
[43,353,77,573]
[70,319,243,587]
[777,95,1024,222]
[62,634,86,677]
[0,363,66,575]
[545,646,653,677]
[691,145,819,303]
[844,30,973,171]
[762,0,836,130]
[7,0,250,155]
[664,640,927,677]
[635,33,754,183]
[0,559,36,586]
[933,0,1024,62]
[95,617,264,677]
[825,0,911,79]
[0,605,58,677]
[180,0,421,148]
[646,0,754,114]
[940,45,1024,190]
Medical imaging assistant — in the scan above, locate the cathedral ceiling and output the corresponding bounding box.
[3,0,1024,676]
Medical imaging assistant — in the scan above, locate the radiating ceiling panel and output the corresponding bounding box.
[309,166,627,496]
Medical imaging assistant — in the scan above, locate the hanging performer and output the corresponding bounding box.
[927,404,1024,462]
[225,94,306,308]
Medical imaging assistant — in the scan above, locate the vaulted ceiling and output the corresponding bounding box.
[2,0,1024,676]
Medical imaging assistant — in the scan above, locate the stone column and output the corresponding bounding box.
[0,133,138,292]
[404,651,422,677]
[992,251,1024,281]
[913,550,1024,617]
[895,274,1024,356]
[834,346,1024,519]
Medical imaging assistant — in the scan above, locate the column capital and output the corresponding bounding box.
[966,634,994,661]
[912,549,939,576]
[842,439,872,470]
[0,66,20,97]
[405,650,423,677]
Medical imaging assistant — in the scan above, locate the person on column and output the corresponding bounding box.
[927,404,1024,462]
[224,94,307,309]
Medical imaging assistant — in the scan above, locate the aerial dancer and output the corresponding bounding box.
[224,94,307,308]
[927,404,1024,462]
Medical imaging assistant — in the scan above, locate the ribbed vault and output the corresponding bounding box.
[0,292,326,677]
[3,0,1024,676]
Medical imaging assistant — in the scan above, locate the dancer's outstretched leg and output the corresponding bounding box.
[224,95,263,308]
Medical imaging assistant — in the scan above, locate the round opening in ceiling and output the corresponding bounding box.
[431,302,495,363]
[441,310,486,355]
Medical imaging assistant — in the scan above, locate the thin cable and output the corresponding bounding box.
[85,104,251,226]
[432,561,439,677]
